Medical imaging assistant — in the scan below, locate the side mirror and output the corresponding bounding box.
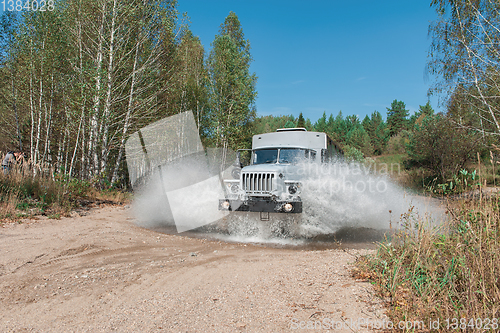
[234,152,243,168]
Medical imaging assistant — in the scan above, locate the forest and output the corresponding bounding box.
[0,0,257,187]
[0,0,499,189]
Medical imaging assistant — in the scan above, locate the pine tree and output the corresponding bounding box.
[206,12,257,150]
[409,101,434,128]
[314,111,328,132]
[346,125,373,156]
[331,111,347,143]
[362,111,387,154]
[386,99,409,136]
[297,112,305,128]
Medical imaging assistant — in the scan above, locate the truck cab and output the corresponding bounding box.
[219,128,341,215]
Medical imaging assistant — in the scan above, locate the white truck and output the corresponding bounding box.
[219,128,341,220]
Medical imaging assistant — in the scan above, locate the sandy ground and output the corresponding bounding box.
[0,205,387,332]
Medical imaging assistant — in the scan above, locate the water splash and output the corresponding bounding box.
[134,158,443,246]
[296,160,442,238]
[126,112,443,245]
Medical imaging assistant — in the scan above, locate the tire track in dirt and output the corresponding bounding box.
[0,205,387,332]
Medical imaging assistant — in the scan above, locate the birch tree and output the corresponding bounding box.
[110,0,180,184]
[428,0,500,135]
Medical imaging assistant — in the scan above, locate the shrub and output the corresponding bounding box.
[406,114,482,181]
[385,130,410,155]
[343,145,364,162]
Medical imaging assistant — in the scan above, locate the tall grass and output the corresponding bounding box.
[355,196,500,331]
[0,164,129,221]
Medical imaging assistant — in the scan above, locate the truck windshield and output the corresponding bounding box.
[279,148,308,164]
[252,148,309,165]
[252,149,278,164]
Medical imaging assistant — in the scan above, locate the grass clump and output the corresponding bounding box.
[355,197,500,331]
[0,168,130,222]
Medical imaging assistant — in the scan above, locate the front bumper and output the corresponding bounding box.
[219,199,302,213]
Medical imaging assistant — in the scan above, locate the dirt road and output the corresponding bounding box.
[0,205,386,332]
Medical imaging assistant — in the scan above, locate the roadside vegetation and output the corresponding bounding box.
[0,164,129,222]
[354,179,500,330]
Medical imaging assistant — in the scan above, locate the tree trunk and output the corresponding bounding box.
[101,0,117,176]
[89,1,106,178]
[11,69,21,151]
[111,40,140,184]
[34,47,44,168]
[42,74,54,165]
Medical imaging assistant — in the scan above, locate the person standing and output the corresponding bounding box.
[2,151,22,175]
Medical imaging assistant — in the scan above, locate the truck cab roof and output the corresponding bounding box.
[253,129,327,150]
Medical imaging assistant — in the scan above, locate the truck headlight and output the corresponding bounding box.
[283,203,293,212]
[230,184,239,193]
[288,184,298,194]
[231,168,241,179]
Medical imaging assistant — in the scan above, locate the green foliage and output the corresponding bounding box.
[0,173,65,214]
[314,111,328,133]
[0,0,215,187]
[206,12,257,151]
[254,109,391,157]
[253,115,295,133]
[0,169,128,220]
[330,111,348,142]
[429,0,500,137]
[385,130,409,155]
[66,178,92,198]
[409,101,434,129]
[406,113,482,181]
[345,125,373,156]
[361,111,388,155]
[386,99,409,137]
[172,30,209,140]
[304,118,314,131]
[427,169,481,195]
[343,145,364,162]
[296,112,305,128]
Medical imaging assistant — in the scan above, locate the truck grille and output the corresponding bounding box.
[242,172,275,195]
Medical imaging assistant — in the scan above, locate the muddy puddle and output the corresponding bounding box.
[150,224,394,251]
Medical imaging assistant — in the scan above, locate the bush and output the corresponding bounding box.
[426,169,481,195]
[406,114,482,181]
[343,145,364,162]
[385,130,410,155]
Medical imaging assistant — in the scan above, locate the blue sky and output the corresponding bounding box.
[177,0,441,122]
[0,1,440,122]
